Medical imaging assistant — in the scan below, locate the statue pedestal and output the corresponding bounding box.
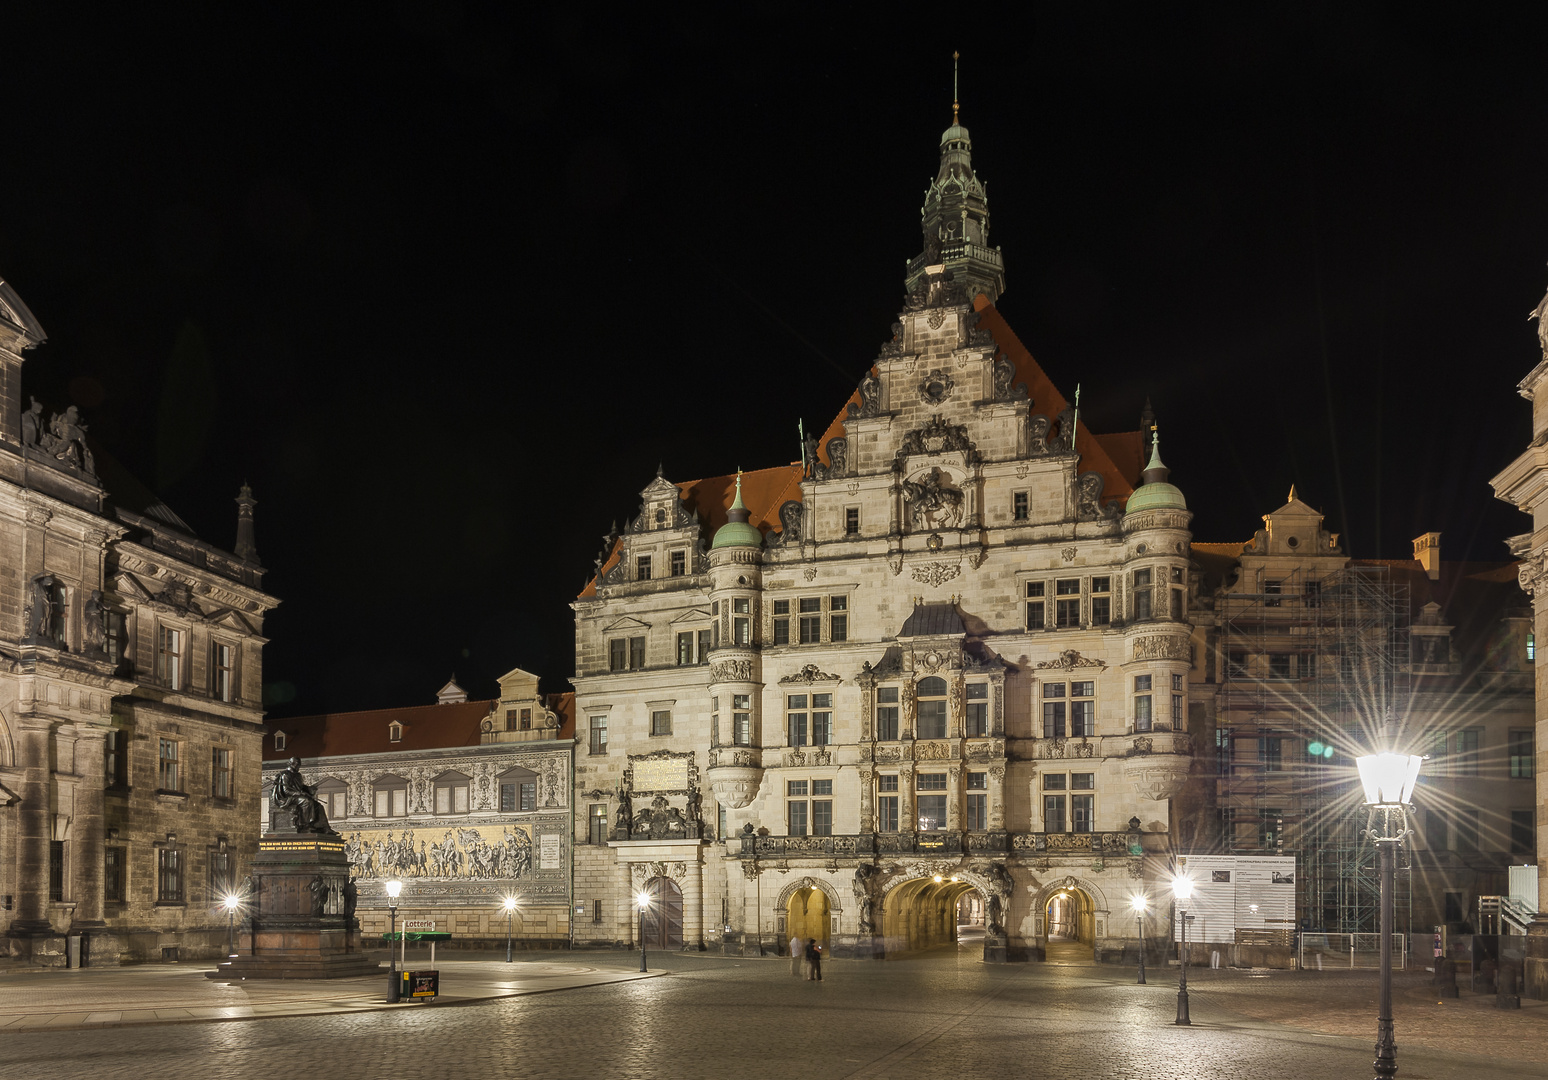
[210,832,378,980]
[982,930,1009,964]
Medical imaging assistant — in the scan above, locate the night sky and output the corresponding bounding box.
[3,7,1545,716]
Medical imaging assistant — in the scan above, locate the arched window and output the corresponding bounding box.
[434,770,471,814]
[498,766,538,813]
[916,677,948,739]
[316,777,348,821]
[374,774,408,818]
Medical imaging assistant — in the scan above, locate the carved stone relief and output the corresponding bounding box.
[911,562,961,588]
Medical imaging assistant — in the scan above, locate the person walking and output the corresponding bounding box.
[804,937,823,981]
[789,933,803,976]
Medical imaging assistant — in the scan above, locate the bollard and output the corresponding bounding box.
[1438,958,1460,999]
[1497,962,1521,1010]
[1479,958,1498,995]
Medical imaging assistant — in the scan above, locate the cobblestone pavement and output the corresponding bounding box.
[5,945,1547,1080]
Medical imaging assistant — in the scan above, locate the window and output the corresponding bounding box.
[317,778,347,821]
[158,737,181,792]
[877,775,899,832]
[1530,631,1537,662]
[1170,584,1184,620]
[773,599,791,645]
[1133,568,1152,621]
[505,709,520,732]
[609,639,627,671]
[1070,681,1095,737]
[1013,491,1029,521]
[636,555,652,581]
[435,771,471,814]
[697,629,711,664]
[965,682,988,737]
[1091,577,1111,625]
[104,847,125,903]
[388,721,403,742]
[1427,808,1448,850]
[798,597,822,644]
[212,642,235,702]
[589,716,608,755]
[733,694,751,746]
[917,772,946,829]
[1216,728,1231,776]
[49,840,65,901]
[1044,773,1067,790]
[1044,792,1066,832]
[733,599,750,646]
[594,899,604,923]
[501,778,536,812]
[1455,808,1479,850]
[1172,694,1183,725]
[1071,772,1094,790]
[1259,809,1282,849]
[830,596,847,643]
[103,609,125,665]
[1043,682,1066,738]
[811,693,833,745]
[105,729,127,788]
[629,637,646,670]
[845,507,860,535]
[812,779,833,836]
[1510,730,1534,779]
[1026,581,1045,630]
[1512,810,1535,855]
[916,677,947,739]
[670,550,686,577]
[677,632,703,666]
[274,731,286,752]
[876,687,899,740]
[156,626,184,689]
[966,771,987,831]
[212,747,232,799]
[787,780,809,835]
[589,804,608,845]
[157,848,183,903]
[787,694,809,746]
[1172,673,1184,691]
[374,776,408,817]
[1457,728,1480,776]
[1072,794,1094,834]
[1258,737,1283,772]
[1264,580,1282,607]
[209,849,232,901]
[1133,675,1153,732]
[1055,579,1081,628]
[651,710,672,736]
[1269,653,1292,678]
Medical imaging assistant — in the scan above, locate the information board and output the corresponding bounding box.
[539,833,561,871]
[1172,855,1295,942]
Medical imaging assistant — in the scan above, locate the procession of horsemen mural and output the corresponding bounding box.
[342,825,534,882]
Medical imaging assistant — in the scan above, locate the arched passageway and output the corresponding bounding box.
[785,885,831,951]
[881,875,984,955]
[639,877,683,949]
[1045,886,1095,962]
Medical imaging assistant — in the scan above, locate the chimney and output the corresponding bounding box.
[1413,532,1441,580]
[234,483,260,565]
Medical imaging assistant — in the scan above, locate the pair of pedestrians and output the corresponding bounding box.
[788,935,823,981]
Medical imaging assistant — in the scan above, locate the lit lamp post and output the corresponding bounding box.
[385,879,403,1003]
[1131,894,1147,985]
[637,892,652,973]
[503,896,517,963]
[1357,751,1422,1080]
[1172,875,1194,1025]
[223,892,241,959]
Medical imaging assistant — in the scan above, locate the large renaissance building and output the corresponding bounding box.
[0,278,277,965]
[570,110,1203,962]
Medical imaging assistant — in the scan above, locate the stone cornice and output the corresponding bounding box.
[1490,445,1548,511]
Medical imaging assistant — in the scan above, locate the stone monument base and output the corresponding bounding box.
[208,832,378,980]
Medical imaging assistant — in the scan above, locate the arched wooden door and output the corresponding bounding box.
[640,877,684,948]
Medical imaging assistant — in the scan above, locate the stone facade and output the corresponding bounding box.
[569,116,1199,962]
[0,277,277,965]
[262,669,575,947]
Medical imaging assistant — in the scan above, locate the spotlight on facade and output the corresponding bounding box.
[1130,894,1147,914]
[949,876,959,883]
[933,875,943,883]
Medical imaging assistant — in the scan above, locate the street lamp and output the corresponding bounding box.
[1357,751,1422,1080]
[503,896,518,963]
[637,891,652,973]
[1172,874,1194,1025]
[385,879,403,1003]
[222,892,241,960]
[1131,894,1147,985]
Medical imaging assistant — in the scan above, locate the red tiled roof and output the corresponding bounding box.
[264,692,575,760]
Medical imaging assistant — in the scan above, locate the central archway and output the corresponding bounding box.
[1044,885,1095,962]
[880,874,984,954]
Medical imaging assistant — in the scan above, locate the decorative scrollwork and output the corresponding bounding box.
[911,561,961,588]
[780,664,840,685]
[1035,650,1107,671]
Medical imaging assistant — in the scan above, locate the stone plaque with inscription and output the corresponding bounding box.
[631,756,690,792]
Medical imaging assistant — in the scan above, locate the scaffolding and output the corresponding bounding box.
[1215,564,1412,934]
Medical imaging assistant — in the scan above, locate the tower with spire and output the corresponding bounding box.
[904,53,1005,305]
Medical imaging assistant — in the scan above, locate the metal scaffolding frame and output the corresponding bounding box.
[1215,564,1413,934]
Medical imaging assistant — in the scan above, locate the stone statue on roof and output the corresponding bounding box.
[1532,285,1548,361]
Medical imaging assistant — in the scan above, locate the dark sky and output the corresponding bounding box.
[3,6,1545,716]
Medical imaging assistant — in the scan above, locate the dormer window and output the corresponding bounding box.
[388,721,403,743]
[274,731,286,752]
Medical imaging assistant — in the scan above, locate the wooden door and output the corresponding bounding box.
[641,877,683,948]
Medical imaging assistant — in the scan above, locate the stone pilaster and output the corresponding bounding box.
[988,764,1006,830]
[70,727,107,927]
[12,718,53,932]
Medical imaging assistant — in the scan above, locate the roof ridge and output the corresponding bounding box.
[272,699,495,724]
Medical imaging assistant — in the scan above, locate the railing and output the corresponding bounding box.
[736,830,1137,858]
[1298,933,1407,970]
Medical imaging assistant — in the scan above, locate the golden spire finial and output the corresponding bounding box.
[952,51,960,124]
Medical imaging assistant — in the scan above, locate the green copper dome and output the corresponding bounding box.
[712,472,763,549]
[1125,428,1187,514]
